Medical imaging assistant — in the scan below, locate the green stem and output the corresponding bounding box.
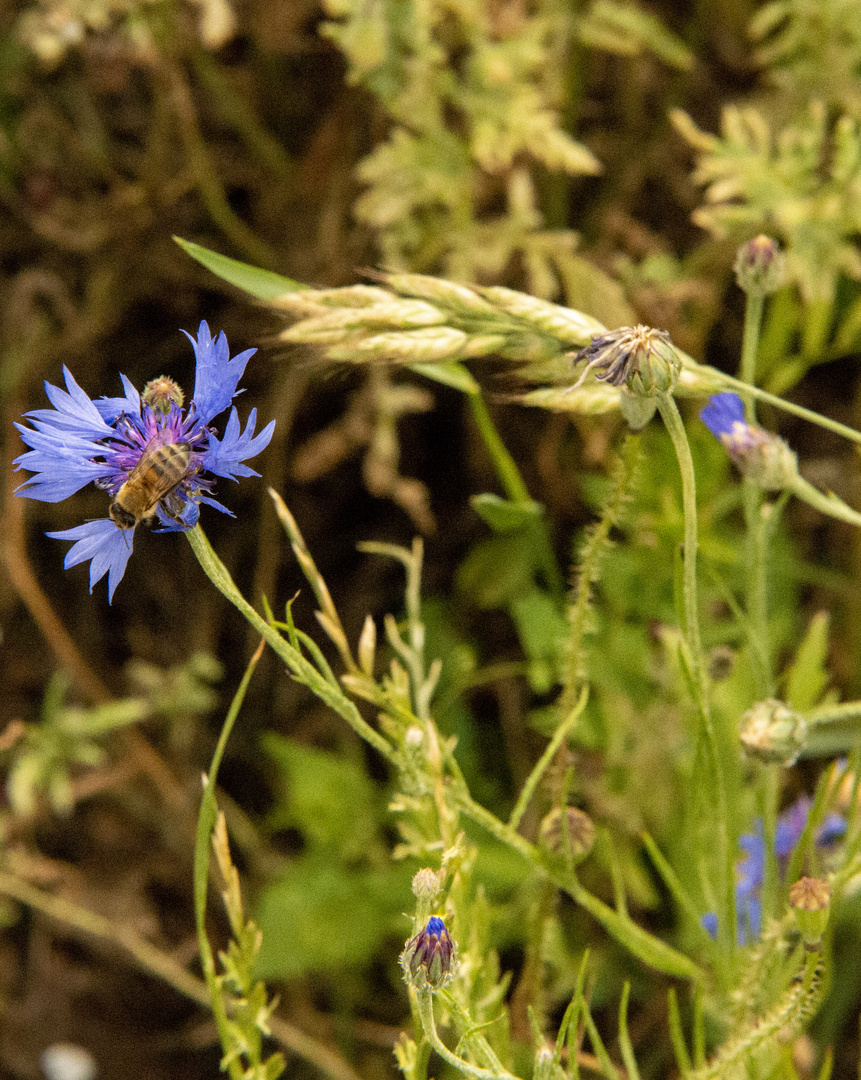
[789,475,861,528]
[466,390,530,503]
[655,394,707,702]
[466,388,564,597]
[687,950,823,1080]
[693,364,861,448]
[194,642,264,1080]
[414,986,521,1080]
[508,685,589,831]
[739,293,764,423]
[738,288,773,694]
[655,392,733,955]
[744,481,772,694]
[185,525,403,768]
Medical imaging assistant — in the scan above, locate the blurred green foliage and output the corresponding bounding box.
[5,0,861,1077]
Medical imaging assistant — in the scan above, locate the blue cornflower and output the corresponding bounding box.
[700,391,746,439]
[702,796,846,945]
[400,916,457,990]
[15,322,274,601]
[699,392,798,491]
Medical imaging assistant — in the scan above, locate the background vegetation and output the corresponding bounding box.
[3,1,861,1078]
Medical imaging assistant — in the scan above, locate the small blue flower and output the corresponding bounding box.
[700,392,799,490]
[702,796,846,945]
[401,916,456,990]
[700,392,746,439]
[15,322,274,601]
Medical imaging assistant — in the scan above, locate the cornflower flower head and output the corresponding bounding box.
[400,916,457,990]
[15,322,274,601]
[571,325,681,397]
[703,796,846,945]
[699,392,798,490]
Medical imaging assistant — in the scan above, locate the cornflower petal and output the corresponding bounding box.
[25,368,116,441]
[700,392,745,438]
[203,407,275,480]
[47,520,134,602]
[185,321,258,423]
[14,428,114,502]
[95,374,142,422]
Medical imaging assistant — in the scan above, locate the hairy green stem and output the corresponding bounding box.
[185,525,402,768]
[687,951,823,1080]
[414,986,521,1080]
[655,392,733,954]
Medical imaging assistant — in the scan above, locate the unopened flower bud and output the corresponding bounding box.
[700,393,799,490]
[143,375,184,413]
[740,699,808,766]
[539,806,595,862]
[789,876,830,948]
[412,868,442,904]
[400,916,456,990]
[572,326,681,397]
[734,236,785,296]
[708,645,736,682]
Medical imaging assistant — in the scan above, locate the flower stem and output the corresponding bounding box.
[193,641,264,1080]
[686,950,823,1080]
[789,475,861,527]
[738,289,774,695]
[414,986,521,1080]
[739,293,764,424]
[655,394,707,702]
[655,392,733,953]
[465,387,563,597]
[185,524,403,768]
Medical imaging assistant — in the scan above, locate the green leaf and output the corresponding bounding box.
[174,237,306,300]
[785,610,830,710]
[579,0,693,71]
[456,533,536,608]
[471,493,544,532]
[510,589,568,691]
[262,734,381,858]
[409,360,480,393]
[509,590,567,667]
[253,855,413,978]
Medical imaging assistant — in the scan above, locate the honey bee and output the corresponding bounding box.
[109,440,192,529]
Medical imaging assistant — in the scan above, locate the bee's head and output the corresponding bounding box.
[109,502,137,529]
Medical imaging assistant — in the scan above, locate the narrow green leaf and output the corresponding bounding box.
[471,493,544,532]
[174,236,306,300]
[785,610,830,710]
[408,360,480,393]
